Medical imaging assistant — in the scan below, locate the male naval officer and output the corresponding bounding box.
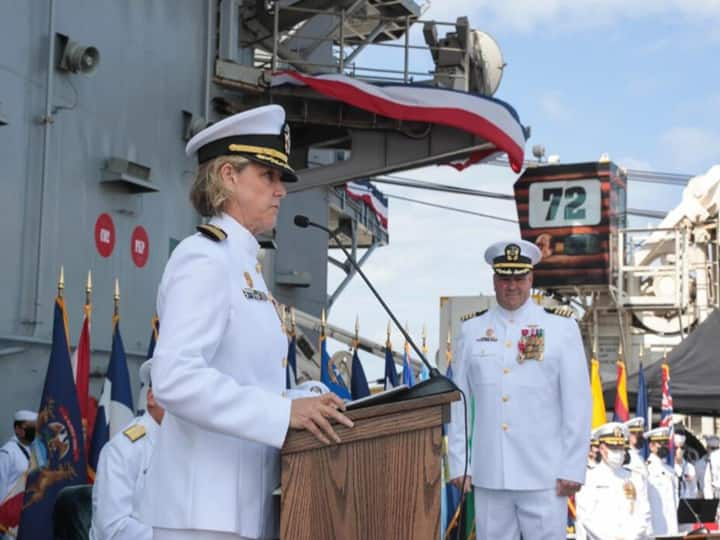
[0,410,37,500]
[447,240,591,540]
[703,434,720,499]
[644,426,679,536]
[575,422,651,540]
[90,360,164,540]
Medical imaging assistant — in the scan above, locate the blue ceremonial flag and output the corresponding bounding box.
[17,296,87,540]
[402,341,415,387]
[636,362,649,459]
[350,348,370,400]
[384,342,399,390]
[88,316,134,478]
[286,335,298,390]
[320,335,351,400]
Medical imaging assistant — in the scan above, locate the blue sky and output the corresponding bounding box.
[325,1,720,379]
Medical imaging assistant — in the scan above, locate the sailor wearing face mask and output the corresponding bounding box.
[645,426,679,536]
[673,432,698,499]
[575,422,651,540]
[624,417,648,478]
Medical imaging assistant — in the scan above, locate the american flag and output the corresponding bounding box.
[659,363,674,465]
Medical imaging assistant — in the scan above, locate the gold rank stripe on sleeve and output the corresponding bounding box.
[461,309,488,322]
[544,306,575,318]
[123,424,147,442]
[196,224,228,242]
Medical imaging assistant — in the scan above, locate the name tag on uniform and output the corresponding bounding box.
[243,288,268,301]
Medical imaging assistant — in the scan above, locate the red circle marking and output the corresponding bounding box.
[94,213,115,258]
[131,226,149,268]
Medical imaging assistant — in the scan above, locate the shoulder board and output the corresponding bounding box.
[461,309,488,322]
[123,424,146,443]
[545,306,574,318]
[196,224,227,242]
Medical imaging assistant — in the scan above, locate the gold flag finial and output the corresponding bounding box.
[58,266,65,296]
[290,307,296,334]
[320,308,326,336]
[354,315,360,344]
[113,278,120,316]
[422,323,428,354]
[446,328,452,363]
[85,270,92,306]
[281,306,288,334]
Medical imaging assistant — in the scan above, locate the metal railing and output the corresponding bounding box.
[263,4,471,88]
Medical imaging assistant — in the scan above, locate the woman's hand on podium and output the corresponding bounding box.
[450,475,473,493]
[290,393,354,444]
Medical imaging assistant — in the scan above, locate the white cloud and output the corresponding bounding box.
[424,0,720,33]
[659,126,720,172]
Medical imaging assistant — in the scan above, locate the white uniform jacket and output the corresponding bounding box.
[646,453,679,535]
[675,459,698,499]
[448,298,591,490]
[628,449,648,478]
[90,413,159,540]
[140,214,291,539]
[0,436,30,500]
[575,461,651,540]
[704,449,720,499]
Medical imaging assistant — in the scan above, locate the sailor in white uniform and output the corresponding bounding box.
[645,426,679,536]
[447,240,591,540]
[90,360,163,540]
[587,430,601,471]
[575,422,651,540]
[674,432,699,499]
[140,105,353,540]
[0,410,37,500]
[703,435,720,499]
[624,417,648,478]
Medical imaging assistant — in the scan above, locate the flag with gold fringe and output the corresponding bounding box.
[17,294,87,540]
[590,358,607,429]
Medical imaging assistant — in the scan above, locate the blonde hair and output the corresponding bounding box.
[189,156,250,217]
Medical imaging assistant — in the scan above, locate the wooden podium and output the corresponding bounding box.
[280,391,460,540]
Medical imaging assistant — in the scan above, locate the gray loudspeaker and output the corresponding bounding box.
[56,33,100,75]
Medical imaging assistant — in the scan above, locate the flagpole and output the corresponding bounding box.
[386,320,391,349]
[422,323,428,357]
[85,270,92,309]
[290,307,296,338]
[354,315,360,351]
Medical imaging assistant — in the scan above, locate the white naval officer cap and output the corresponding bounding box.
[643,426,671,442]
[623,417,645,433]
[484,240,542,275]
[14,410,38,422]
[674,432,686,447]
[185,104,298,183]
[594,422,629,446]
[139,359,152,387]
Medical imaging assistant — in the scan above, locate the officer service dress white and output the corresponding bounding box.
[646,453,679,535]
[0,436,30,500]
[628,448,648,478]
[704,449,720,499]
[90,413,159,540]
[575,461,651,540]
[675,458,698,499]
[447,298,591,540]
[140,213,291,539]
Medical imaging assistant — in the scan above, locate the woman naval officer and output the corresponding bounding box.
[140,105,353,540]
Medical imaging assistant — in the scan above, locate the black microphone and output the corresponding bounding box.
[293,214,457,399]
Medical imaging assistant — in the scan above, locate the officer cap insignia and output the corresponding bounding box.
[506,244,520,262]
[461,309,488,322]
[545,306,574,318]
[196,224,228,242]
[123,424,146,442]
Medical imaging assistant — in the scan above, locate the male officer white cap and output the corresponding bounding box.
[484,240,542,275]
[644,426,671,441]
[595,422,630,445]
[185,104,298,182]
[13,410,37,422]
[623,417,645,433]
